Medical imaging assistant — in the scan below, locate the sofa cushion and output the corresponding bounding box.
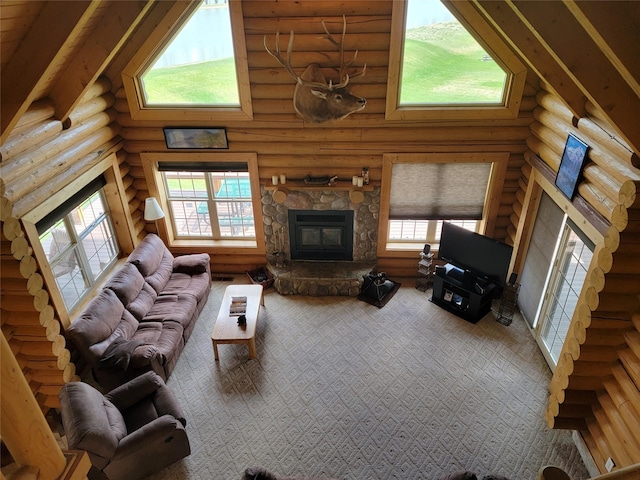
[128,234,171,278]
[106,263,145,306]
[87,308,140,365]
[145,249,174,294]
[126,283,158,320]
[67,289,134,352]
[173,253,210,274]
[162,271,211,300]
[142,294,197,327]
[130,321,184,369]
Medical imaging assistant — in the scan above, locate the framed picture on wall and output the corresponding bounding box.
[555,133,589,200]
[163,127,228,149]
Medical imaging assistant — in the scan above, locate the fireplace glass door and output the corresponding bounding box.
[289,210,354,261]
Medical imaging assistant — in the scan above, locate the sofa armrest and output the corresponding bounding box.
[172,253,210,274]
[112,415,186,461]
[106,371,164,410]
[152,383,187,427]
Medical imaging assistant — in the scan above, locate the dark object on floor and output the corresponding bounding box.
[246,266,275,288]
[241,466,338,480]
[357,271,401,308]
[439,473,477,480]
[438,473,510,480]
[59,371,190,480]
[242,467,278,480]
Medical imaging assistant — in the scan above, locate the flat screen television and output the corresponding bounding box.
[439,222,513,287]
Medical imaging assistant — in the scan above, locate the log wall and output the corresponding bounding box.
[2,6,640,474]
[524,84,640,473]
[115,0,536,277]
[0,79,122,412]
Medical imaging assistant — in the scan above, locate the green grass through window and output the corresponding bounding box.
[142,57,239,105]
[401,22,507,104]
[141,21,506,107]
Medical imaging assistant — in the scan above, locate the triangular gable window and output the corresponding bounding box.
[141,2,239,106]
[123,0,252,121]
[386,0,526,120]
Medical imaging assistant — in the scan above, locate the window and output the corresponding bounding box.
[141,1,239,106]
[400,0,506,105]
[38,189,119,310]
[537,220,594,367]
[387,161,490,246]
[386,0,526,120]
[389,219,478,243]
[380,153,509,254]
[122,0,252,121]
[161,168,254,239]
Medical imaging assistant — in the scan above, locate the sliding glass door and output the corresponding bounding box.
[537,221,594,367]
[518,192,595,370]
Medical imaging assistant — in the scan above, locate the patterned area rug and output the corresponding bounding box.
[146,278,589,480]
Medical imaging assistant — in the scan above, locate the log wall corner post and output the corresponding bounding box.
[1,332,66,479]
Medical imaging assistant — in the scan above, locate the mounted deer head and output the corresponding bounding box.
[264,16,367,123]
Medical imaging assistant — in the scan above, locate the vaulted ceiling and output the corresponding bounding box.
[1,0,638,156]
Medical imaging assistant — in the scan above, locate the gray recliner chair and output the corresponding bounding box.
[58,371,190,480]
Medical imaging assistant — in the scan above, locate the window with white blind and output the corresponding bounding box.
[381,154,501,251]
[389,162,492,220]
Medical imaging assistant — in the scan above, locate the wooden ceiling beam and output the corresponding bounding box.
[50,0,155,124]
[473,0,586,119]
[508,0,640,157]
[0,1,101,144]
[562,0,640,98]
[106,1,194,93]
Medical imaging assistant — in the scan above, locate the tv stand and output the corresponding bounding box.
[431,263,496,324]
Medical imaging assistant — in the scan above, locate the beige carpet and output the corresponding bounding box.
[147,278,589,480]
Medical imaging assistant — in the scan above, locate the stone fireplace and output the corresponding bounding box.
[261,186,380,295]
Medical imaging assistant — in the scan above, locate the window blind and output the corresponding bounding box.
[36,176,106,234]
[389,163,491,219]
[158,161,248,172]
[518,192,564,328]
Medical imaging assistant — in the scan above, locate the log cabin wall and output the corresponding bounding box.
[2,0,640,476]
[517,83,640,472]
[0,80,124,413]
[115,0,535,277]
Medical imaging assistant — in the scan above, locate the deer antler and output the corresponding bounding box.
[321,15,367,88]
[264,31,329,89]
[264,16,366,91]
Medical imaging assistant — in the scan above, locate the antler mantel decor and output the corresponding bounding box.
[264,15,367,123]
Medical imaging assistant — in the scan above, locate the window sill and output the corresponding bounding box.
[384,243,441,258]
[168,238,258,250]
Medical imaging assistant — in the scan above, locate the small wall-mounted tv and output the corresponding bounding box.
[439,222,513,287]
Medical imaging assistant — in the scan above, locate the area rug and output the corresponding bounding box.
[146,278,590,480]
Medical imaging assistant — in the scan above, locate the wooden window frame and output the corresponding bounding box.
[21,153,134,328]
[121,0,253,122]
[141,152,265,252]
[385,0,527,121]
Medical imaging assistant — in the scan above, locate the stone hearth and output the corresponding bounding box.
[267,261,374,296]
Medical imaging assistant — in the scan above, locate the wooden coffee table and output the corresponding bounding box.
[211,284,264,361]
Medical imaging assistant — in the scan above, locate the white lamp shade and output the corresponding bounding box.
[144,197,165,221]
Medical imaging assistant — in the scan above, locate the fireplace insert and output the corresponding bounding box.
[288,210,354,261]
